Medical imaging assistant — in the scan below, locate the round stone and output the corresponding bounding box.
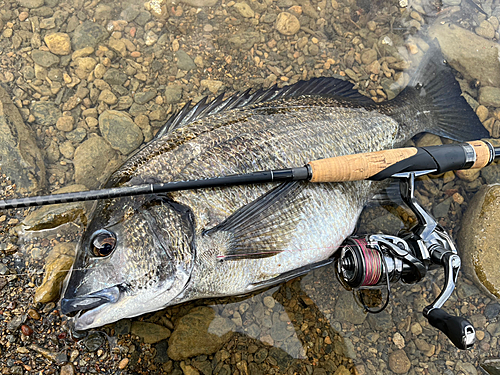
[388,350,411,374]
[99,110,143,155]
[44,33,71,55]
[275,12,300,36]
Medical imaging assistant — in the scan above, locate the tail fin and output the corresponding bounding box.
[396,41,489,142]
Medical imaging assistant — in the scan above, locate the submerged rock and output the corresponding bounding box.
[458,184,500,300]
[167,306,235,360]
[34,242,76,303]
[131,322,171,344]
[0,86,46,194]
[22,184,91,231]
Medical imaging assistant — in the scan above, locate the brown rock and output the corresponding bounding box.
[56,116,74,132]
[388,350,411,374]
[34,243,76,303]
[275,12,300,36]
[44,33,71,55]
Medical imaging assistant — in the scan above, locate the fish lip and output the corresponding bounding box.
[60,285,122,316]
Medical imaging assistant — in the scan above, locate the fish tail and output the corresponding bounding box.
[392,41,489,142]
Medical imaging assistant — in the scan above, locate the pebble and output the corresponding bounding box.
[99,110,143,155]
[479,86,500,107]
[234,2,254,18]
[56,116,74,132]
[275,12,300,35]
[476,20,495,39]
[455,169,480,182]
[130,322,171,344]
[60,364,75,375]
[27,308,41,320]
[32,50,59,68]
[393,332,405,349]
[21,324,33,336]
[388,350,411,374]
[18,0,44,8]
[118,358,129,369]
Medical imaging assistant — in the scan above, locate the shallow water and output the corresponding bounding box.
[0,0,500,373]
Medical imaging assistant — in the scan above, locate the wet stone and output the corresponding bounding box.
[31,101,61,125]
[254,348,268,363]
[269,347,294,371]
[121,6,140,22]
[481,164,500,184]
[103,68,128,86]
[176,50,197,71]
[18,0,45,8]
[32,50,59,67]
[7,315,25,331]
[114,319,131,335]
[154,340,169,363]
[134,90,157,105]
[99,110,143,155]
[334,290,367,324]
[72,21,109,50]
[66,127,86,143]
[135,11,151,26]
[82,332,105,352]
[165,85,183,104]
[275,12,300,35]
[44,32,71,55]
[485,303,500,319]
[388,349,411,374]
[131,322,171,344]
[367,310,393,330]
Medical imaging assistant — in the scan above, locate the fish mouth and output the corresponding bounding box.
[60,285,122,319]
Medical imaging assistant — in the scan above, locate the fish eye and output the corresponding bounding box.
[91,230,116,257]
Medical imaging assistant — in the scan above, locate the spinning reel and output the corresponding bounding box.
[335,171,476,350]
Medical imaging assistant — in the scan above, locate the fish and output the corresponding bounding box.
[60,43,488,330]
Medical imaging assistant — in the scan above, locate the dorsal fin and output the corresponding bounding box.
[155,77,374,139]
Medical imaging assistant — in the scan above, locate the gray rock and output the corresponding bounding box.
[167,306,234,360]
[432,196,452,218]
[429,23,500,87]
[32,50,59,67]
[131,322,171,344]
[226,32,260,51]
[367,310,393,330]
[176,50,196,71]
[7,315,25,331]
[485,303,500,319]
[268,347,294,371]
[180,0,218,6]
[135,11,151,26]
[103,68,128,86]
[18,0,44,8]
[165,85,183,104]
[481,357,500,375]
[121,6,140,22]
[482,164,500,184]
[154,340,169,363]
[82,332,105,352]
[457,282,480,299]
[99,110,143,155]
[479,86,500,107]
[458,184,500,300]
[334,289,367,324]
[0,86,45,194]
[134,90,157,105]
[73,136,120,189]
[114,319,132,335]
[388,349,411,374]
[270,321,293,341]
[455,361,478,375]
[31,101,61,125]
[66,127,87,143]
[254,348,268,363]
[72,21,108,50]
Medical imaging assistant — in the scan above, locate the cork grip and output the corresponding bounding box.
[468,140,491,169]
[308,147,418,183]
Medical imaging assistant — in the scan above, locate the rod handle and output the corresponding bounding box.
[308,147,418,182]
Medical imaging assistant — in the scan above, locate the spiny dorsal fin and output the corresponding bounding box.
[155,77,374,139]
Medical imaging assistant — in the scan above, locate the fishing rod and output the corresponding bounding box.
[0,140,497,210]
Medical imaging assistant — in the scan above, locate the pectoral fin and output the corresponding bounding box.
[203,182,306,260]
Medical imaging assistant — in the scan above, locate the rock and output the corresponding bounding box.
[479,86,500,107]
[72,46,94,60]
[200,79,223,94]
[176,50,196,71]
[18,0,44,8]
[32,50,59,67]
[44,32,71,55]
[180,0,218,6]
[164,85,183,104]
[29,344,67,364]
[34,243,76,303]
[121,6,140,22]
[94,4,113,20]
[429,23,500,87]
[75,57,97,80]
[98,89,118,105]
[361,49,377,64]
[145,31,158,46]
[134,11,151,26]
[476,20,495,39]
[167,306,235,360]
[131,322,171,344]
[155,340,170,363]
[234,2,254,17]
[108,38,127,57]
[275,12,300,35]
[226,31,260,51]
[485,303,500,319]
[99,110,143,155]
[22,184,90,231]
[72,21,108,50]
[334,289,367,324]
[31,101,61,125]
[81,332,105,351]
[73,136,120,188]
[114,319,132,335]
[456,361,478,375]
[367,310,393,330]
[456,169,480,182]
[60,364,75,375]
[134,90,157,105]
[415,133,442,147]
[40,17,55,29]
[388,349,411,374]
[458,184,500,299]
[66,127,87,143]
[432,196,452,218]
[480,357,500,375]
[0,86,46,194]
[482,164,500,184]
[103,68,127,86]
[56,116,74,132]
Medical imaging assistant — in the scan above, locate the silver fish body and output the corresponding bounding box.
[60,46,488,330]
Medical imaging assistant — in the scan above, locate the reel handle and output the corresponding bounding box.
[424,308,476,350]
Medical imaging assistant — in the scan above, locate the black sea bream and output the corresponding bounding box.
[61,44,488,330]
